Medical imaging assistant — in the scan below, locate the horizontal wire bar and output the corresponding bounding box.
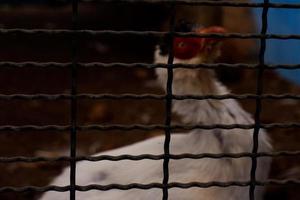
[80,0,300,9]
[0,125,71,131]
[0,185,70,193]
[1,179,300,192]
[1,29,300,40]
[1,94,300,101]
[0,94,72,100]
[6,0,300,8]
[1,151,300,163]
[0,123,300,132]
[1,62,300,70]
[0,93,300,101]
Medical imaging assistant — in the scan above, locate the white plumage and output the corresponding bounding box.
[40,27,272,200]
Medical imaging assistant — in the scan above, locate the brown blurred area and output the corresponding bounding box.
[0,2,300,200]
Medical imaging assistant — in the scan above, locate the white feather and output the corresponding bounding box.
[40,46,272,200]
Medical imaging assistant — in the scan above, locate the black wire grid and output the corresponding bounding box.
[1,0,300,200]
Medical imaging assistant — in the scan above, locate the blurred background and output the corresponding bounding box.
[0,0,300,199]
[253,0,300,84]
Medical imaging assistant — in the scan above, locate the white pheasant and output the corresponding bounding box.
[40,26,272,200]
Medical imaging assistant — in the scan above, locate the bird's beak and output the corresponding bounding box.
[195,26,226,52]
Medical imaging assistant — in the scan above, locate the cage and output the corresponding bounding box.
[0,0,300,200]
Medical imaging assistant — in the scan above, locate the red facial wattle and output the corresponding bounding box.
[173,26,226,60]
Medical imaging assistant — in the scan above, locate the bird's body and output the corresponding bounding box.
[41,130,265,200]
[40,26,272,200]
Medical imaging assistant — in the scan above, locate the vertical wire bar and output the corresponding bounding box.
[249,0,269,200]
[70,0,78,199]
[162,3,176,200]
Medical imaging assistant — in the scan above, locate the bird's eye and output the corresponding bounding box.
[177,42,186,48]
[173,38,201,60]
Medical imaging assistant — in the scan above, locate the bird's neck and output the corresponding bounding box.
[157,68,253,125]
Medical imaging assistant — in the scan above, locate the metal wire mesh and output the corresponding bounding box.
[1,0,300,200]
[70,0,78,199]
[249,0,269,198]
